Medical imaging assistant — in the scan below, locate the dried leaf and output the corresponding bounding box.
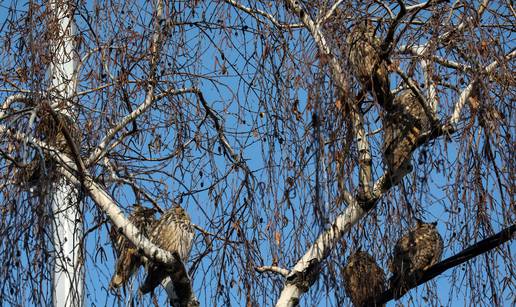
[335,98,342,110]
[274,231,281,246]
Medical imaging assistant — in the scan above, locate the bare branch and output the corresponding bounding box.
[450,50,516,125]
[379,0,407,60]
[0,93,32,120]
[316,0,346,26]
[223,0,302,29]
[0,124,196,295]
[284,0,347,92]
[354,109,373,197]
[276,201,367,307]
[85,87,197,166]
[193,89,255,186]
[255,266,290,277]
[399,46,471,71]
[373,223,516,305]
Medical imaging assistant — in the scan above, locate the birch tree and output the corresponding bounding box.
[47,1,83,306]
[0,1,514,306]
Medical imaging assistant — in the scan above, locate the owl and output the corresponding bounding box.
[139,205,194,305]
[110,204,157,289]
[342,250,386,307]
[388,219,443,298]
[383,90,431,173]
[17,111,80,187]
[36,109,80,157]
[347,19,392,108]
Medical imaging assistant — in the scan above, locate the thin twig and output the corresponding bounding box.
[255,266,290,277]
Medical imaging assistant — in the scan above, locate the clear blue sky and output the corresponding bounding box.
[0,1,514,306]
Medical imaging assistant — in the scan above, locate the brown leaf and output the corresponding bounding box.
[274,231,281,246]
[335,98,342,110]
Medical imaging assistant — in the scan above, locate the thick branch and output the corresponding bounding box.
[1,125,196,300]
[274,167,409,307]
[284,0,346,92]
[276,202,367,307]
[274,97,454,306]
[0,94,32,120]
[354,109,373,198]
[373,223,516,305]
[274,2,375,305]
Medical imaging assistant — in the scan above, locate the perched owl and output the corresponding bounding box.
[388,219,443,298]
[347,20,392,108]
[16,110,80,187]
[36,109,80,157]
[342,250,386,307]
[139,205,194,305]
[110,204,157,289]
[383,90,431,173]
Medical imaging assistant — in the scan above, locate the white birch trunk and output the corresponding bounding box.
[49,1,83,306]
[52,181,83,307]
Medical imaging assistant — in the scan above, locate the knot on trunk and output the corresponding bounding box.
[286,259,321,293]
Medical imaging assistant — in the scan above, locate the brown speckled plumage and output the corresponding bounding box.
[110,204,157,289]
[383,90,431,172]
[342,251,386,307]
[388,220,443,297]
[139,205,194,304]
[347,20,391,108]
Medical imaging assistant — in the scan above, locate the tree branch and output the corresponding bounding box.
[450,50,516,125]
[283,0,347,92]
[354,109,373,198]
[273,2,377,305]
[316,0,345,26]
[255,266,290,277]
[223,0,302,29]
[85,87,197,167]
[276,202,367,306]
[86,0,166,167]
[0,94,32,120]
[379,0,407,60]
[372,223,516,305]
[399,45,471,71]
[0,125,198,304]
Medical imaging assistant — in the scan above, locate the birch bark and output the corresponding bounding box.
[48,1,83,306]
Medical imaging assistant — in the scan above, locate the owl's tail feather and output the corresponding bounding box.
[140,264,166,294]
[389,274,405,300]
[109,250,142,290]
[169,262,200,307]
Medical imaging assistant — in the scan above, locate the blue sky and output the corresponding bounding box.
[0,1,514,306]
